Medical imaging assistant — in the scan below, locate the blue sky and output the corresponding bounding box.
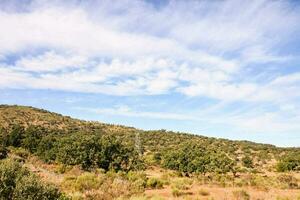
[0,0,300,147]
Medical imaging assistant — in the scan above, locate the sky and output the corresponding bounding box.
[0,0,300,147]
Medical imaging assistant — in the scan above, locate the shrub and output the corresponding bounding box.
[171,178,192,190]
[276,153,300,172]
[0,159,27,199]
[13,174,66,200]
[0,159,67,200]
[199,188,210,196]
[232,190,250,200]
[277,174,298,189]
[242,156,253,168]
[171,188,181,197]
[74,173,103,192]
[146,178,164,189]
[0,145,8,159]
[13,148,30,159]
[8,125,24,147]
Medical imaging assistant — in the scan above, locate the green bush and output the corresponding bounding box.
[276,153,300,172]
[13,148,30,159]
[13,174,66,200]
[242,155,253,168]
[162,141,236,174]
[146,178,163,189]
[0,159,67,200]
[0,159,27,199]
[8,125,24,147]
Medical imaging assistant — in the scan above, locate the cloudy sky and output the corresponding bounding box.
[0,0,300,147]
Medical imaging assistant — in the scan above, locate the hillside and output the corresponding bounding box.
[0,104,298,168]
[1,105,300,200]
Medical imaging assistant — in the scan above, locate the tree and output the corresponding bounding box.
[8,125,24,147]
[242,155,253,168]
[276,153,300,172]
[22,126,42,153]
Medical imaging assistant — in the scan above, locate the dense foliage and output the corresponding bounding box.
[0,159,67,200]
[276,152,300,172]
[0,124,143,171]
[161,142,236,174]
[1,105,300,175]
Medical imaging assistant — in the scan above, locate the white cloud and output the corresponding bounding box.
[0,0,299,102]
[14,51,88,72]
[75,105,199,121]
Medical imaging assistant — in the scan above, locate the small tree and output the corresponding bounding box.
[8,125,25,147]
[242,155,253,168]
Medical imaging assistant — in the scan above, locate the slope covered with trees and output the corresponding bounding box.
[1,105,300,199]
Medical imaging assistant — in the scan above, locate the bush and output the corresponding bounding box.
[242,156,253,168]
[146,178,163,189]
[13,148,30,159]
[276,153,300,172]
[74,173,103,192]
[171,188,181,197]
[0,159,27,199]
[171,178,192,190]
[8,125,24,147]
[0,159,67,200]
[13,174,66,200]
[162,141,236,174]
[199,188,210,196]
[232,190,250,200]
[277,174,298,189]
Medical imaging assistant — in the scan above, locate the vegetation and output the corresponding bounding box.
[276,152,300,172]
[0,159,67,200]
[0,105,300,199]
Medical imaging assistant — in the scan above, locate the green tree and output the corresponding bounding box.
[22,126,42,153]
[242,155,253,168]
[8,125,24,147]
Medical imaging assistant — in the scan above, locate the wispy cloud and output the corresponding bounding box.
[0,0,300,146]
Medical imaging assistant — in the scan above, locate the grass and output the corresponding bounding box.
[232,190,250,200]
[199,188,210,196]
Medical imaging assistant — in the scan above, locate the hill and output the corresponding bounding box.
[1,104,300,199]
[0,104,298,168]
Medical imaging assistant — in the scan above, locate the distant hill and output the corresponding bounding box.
[0,104,299,171]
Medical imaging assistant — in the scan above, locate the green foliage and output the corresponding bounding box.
[55,134,142,171]
[0,159,67,200]
[146,178,164,189]
[1,105,300,175]
[36,135,58,163]
[22,126,43,153]
[8,125,24,147]
[276,153,300,172]
[162,142,236,174]
[242,155,254,168]
[13,174,67,200]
